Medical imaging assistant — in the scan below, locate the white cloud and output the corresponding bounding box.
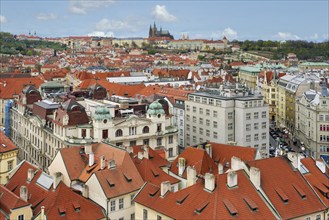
[274,32,300,40]
[88,31,114,37]
[0,15,7,23]
[36,13,57,21]
[211,27,238,40]
[152,5,176,22]
[95,18,131,31]
[69,0,115,14]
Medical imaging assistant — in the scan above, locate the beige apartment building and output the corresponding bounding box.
[296,84,329,158]
[185,85,269,157]
[0,131,18,184]
[276,74,321,133]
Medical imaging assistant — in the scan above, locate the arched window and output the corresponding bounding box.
[142,126,149,134]
[115,129,123,137]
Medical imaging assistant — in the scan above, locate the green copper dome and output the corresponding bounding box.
[147,100,165,115]
[94,106,112,121]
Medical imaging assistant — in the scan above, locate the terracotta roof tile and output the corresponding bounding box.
[0,131,18,153]
[301,157,329,207]
[247,157,327,219]
[0,185,29,215]
[170,147,218,178]
[135,170,276,219]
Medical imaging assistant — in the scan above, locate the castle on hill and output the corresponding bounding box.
[148,22,174,39]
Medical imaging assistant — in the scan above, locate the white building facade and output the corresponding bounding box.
[185,87,269,157]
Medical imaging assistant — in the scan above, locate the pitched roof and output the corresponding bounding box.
[135,170,276,220]
[170,147,218,178]
[0,185,30,215]
[130,146,179,186]
[0,77,44,99]
[5,161,105,219]
[57,143,144,198]
[301,157,329,207]
[0,131,18,153]
[247,157,327,219]
[208,142,258,169]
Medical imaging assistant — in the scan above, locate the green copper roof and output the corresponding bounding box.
[147,100,165,115]
[94,106,112,121]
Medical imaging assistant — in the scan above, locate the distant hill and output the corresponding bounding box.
[232,40,329,60]
[0,32,67,55]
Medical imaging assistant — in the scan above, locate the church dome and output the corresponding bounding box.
[94,106,112,121]
[147,100,165,115]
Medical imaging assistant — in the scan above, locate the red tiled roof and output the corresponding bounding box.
[0,77,44,99]
[301,157,329,207]
[58,143,144,198]
[135,170,276,219]
[208,142,258,169]
[130,146,179,186]
[0,185,29,215]
[37,182,105,220]
[170,147,218,178]
[247,157,327,219]
[5,161,105,219]
[0,131,18,153]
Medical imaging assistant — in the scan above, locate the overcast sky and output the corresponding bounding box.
[1,0,328,41]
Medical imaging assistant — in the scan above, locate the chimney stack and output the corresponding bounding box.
[100,155,105,170]
[40,206,45,220]
[218,163,224,174]
[53,172,63,190]
[160,181,171,197]
[108,159,116,169]
[227,171,238,188]
[27,168,34,182]
[89,152,94,167]
[137,151,144,160]
[178,157,186,176]
[204,173,215,191]
[85,144,92,154]
[205,144,212,158]
[126,145,133,154]
[250,167,261,190]
[186,166,197,187]
[82,185,89,198]
[143,145,149,159]
[231,156,242,171]
[20,186,28,202]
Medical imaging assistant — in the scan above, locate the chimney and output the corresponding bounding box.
[40,206,45,220]
[160,181,171,197]
[186,166,197,187]
[100,155,105,170]
[204,173,215,192]
[250,167,261,190]
[108,159,116,169]
[143,145,149,159]
[205,144,212,158]
[53,172,63,190]
[178,157,186,176]
[89,152,94,167]
[137,151,144,160]
[126,145,133,154]
[231,156,242,171]
[227,171,238,188]
[20,186,28,202]
[218,163,224,174]
[85,144,92,154]
[82,185,89,198]
[27,168,34,182]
